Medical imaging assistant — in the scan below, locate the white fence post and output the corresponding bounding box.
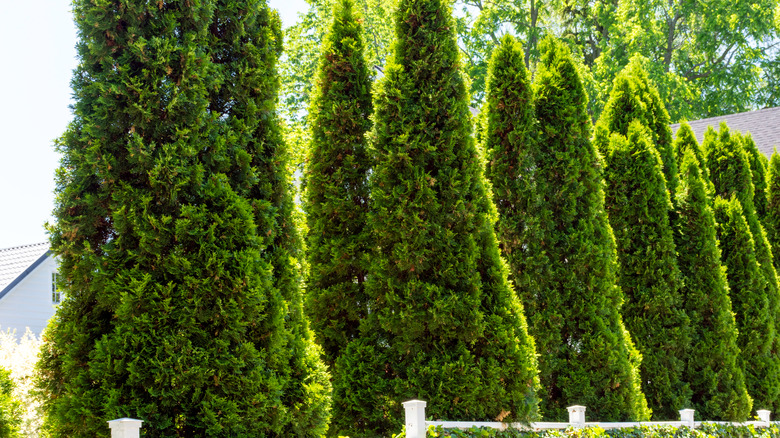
[679,409,695,428]
[567,405,586,428]
[757,409,771,425]
[403,400,427,438]
[108,418,143,438]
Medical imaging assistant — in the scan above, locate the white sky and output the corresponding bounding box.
[0,0,309,250]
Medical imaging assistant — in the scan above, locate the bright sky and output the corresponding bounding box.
[0,0,309,250]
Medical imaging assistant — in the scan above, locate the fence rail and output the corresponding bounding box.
[103,402,774,437]
[403,400,774,438]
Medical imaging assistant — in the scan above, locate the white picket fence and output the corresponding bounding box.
[402,400,774,438]
[105,401,774,438]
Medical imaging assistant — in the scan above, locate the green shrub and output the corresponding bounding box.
[765,151,780,270]
[422,423,780,438]
[674,150,751,420]
[602,121,690,419]
[527,36,649,422]
[0,366,21,438]
[331,0,540,434]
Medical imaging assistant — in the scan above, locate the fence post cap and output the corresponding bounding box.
[107,418,144,426]
[402,400,427,408]
[567,405,587,412]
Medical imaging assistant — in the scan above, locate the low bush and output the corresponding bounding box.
[421,424,780,437]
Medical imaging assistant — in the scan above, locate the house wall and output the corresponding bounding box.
[0,256,59,337]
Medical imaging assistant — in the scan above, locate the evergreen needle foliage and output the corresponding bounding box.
[528,36,649,422]
[36,1,330,436]
[674,151,751,421]
[481,34,537,307]
[673,123,714,196]
[0,367,21,438]
[742,134,770,220]
[332,0,540,434]
[705,123,780,411]
[712,196,780,414]
[598,58,678,197]
[304,0,373,369]
[602,121,690,419]
[765,151,780,270]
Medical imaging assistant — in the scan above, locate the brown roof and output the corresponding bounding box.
[670,107,780,158]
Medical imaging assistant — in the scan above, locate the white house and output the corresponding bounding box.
[0,243,59,336]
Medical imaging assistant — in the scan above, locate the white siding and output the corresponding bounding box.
[0,256,58,336]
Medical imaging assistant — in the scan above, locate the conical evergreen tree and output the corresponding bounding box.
[528,36,649,422]
[331,0,540,434]
[602,121,690,419]
[481,34,538,303]
[674,122,715,196]
[743,134,770,220]
[765,151,780,270]
[304,0,373,368]
[712,196,780,413]
[36,1,330,436]
[674,151,751,421]
[597,58,678,197]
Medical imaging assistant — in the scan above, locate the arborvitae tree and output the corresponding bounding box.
[304,0,373,369]
[481,34,538,301]
[602,121,690,419]
[331,0,540,433]
[743,134,769,220]
[0,367,21,438]
[674,151,751,421]
[37,1,330,436]
[765,151,780,270]
[674,122,715,196]
[705,123,780,411]
[712,196,780,413]
[597,58,678,196]
[528,36,649,422]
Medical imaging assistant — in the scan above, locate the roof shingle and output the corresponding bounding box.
[0,243,50,292]
[670,107,780,158]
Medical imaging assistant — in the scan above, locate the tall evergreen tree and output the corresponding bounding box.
[481,34,538,303]
[765,151,780,270]
[712,196,780,413]
[528,36,649,422]
[331,0,540,433]
[304,0,373,368]
[597,58,678,197]
[602,121,690,419]
[674,151,751,421]
[743,134,770,220]
[36,1,330,436]
[674,122,715,196]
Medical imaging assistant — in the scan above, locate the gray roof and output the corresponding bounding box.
[670,107,780,158]
[0,243,50,299]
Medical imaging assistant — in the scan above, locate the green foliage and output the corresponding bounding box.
[304,0,373,370]
[706,124,780,411]
[598,59,678,197]
[602,122,689,419]
[712,197,780,414]
[765,151,780,270]
[37,1,330,436]
[673,150,751,421]
[332,0,540,434]
[481,34,537,313]
[0,367,21,438]
[526,36,649,422]
[423,424,780,438]
[743,135,770,220]
[673,123,714,197]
